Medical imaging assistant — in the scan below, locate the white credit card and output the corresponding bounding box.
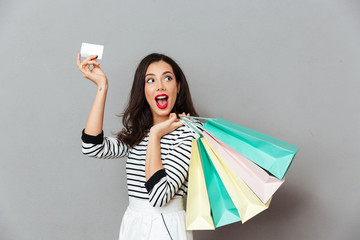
[80,42,104,59]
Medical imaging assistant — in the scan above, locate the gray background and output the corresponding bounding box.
[1,0,359,239]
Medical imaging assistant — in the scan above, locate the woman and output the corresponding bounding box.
[77,53,201,239]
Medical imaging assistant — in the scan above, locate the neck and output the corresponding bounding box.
[152,115,169,125]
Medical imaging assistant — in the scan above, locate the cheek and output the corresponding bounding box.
[144,86,154,104]
[167,81,178,93]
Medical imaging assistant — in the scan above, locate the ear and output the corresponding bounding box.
[177,82,180,94]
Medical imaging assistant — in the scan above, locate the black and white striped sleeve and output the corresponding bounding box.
[144,126,199,207]
[81,129,129,159]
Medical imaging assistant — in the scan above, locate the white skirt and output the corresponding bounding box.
[119,197,193,240]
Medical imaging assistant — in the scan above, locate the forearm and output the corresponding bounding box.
[84,84,108,136]
[145,133,164,181]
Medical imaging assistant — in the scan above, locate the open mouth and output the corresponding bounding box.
[155,94,168,109]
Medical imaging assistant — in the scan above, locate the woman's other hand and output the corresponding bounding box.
[150,112,189,139]
[145,112,189,180]
[76,53,108,87]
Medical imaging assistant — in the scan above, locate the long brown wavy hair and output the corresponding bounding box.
[117,53,198,147]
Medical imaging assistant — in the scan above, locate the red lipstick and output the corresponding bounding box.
[155,94,168,109]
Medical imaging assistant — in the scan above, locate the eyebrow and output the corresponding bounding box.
[145,71,174,77]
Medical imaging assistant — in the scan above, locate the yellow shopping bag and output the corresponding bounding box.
[185,140,215,230]
[201,138,271,223]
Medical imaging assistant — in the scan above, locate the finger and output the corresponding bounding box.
[77,53,81,67]
[85,55,98,61]
[178,113,184,119]
[87,60,100,66]
[79,62,99,73]
[83,63,90,71]
[81,55,98,67]
[169,113,178,122]
[78,53,92,68]
[93,64,101,70]
[77,60,87,73]
[79,67,87,75]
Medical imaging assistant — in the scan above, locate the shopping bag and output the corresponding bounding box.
[197,138,241,228]
[200,118,299,180]
[185,140,215,230]
[203,131,284,204]
[200,138,270,223]
[181,116,299,229]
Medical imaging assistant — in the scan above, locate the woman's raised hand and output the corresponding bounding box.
[76,53,107,87]
[78,53,108,136]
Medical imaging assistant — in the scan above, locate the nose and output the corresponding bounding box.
[157,81,165,91]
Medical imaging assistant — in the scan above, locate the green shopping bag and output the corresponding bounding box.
[197,138,241,228]
[202,118,299,180]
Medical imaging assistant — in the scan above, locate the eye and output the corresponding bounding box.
[164,76,172,81]
[146,78,154,83]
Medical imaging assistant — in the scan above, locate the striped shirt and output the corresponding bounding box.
[81,123,202,207]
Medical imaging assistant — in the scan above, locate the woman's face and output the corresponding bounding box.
[144,60,180,124]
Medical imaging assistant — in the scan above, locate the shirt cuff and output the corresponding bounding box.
[145,169,166,192]
[81,129,104,144]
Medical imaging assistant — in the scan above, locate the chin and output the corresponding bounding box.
[151,106,174,120]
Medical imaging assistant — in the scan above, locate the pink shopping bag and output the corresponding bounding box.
[203,131,284,204]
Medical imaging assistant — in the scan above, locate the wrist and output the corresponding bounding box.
[97,83,108,92]
[149,128,161,140]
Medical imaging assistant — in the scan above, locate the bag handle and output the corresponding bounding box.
[180,117,203,138]
[185,116,214,121]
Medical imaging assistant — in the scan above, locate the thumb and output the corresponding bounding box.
[169,113,177,120]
